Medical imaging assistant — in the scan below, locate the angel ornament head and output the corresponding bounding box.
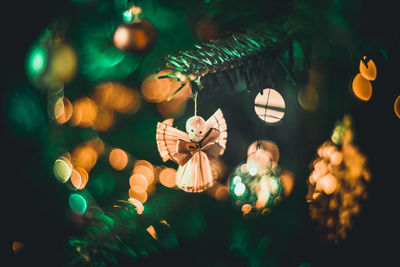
[156,109,227,192]
[186,116,207,142]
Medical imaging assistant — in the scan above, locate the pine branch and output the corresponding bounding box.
[160,25,295,97]
[67,202,152,266]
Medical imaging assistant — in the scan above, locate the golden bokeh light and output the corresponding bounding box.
[141,70,191,117]
[94,83,140,113]
[314,160,328,176]
[394,95,400,119]
[207,183,229,201]
[12,241,24,254]
[359,57,377,81]
[141,71,173,103]
[71,97,98,127]
[128,197,144,215]
[128,187,148,203]
[133,165,154,184]
[168,79,191,99]
[160,219,170,227]
[280,170,294,198]
[71,144,98,172]
[159,167,177,188]
[312,192,320,200]
[241,204,253,215]
[49,43,78,83]
[330,151,343,165]
[71,167,89,190]
[146,225,158,240]
[157,75,191,117]
[93,107,114,132]
[307,138,370,243]
[129,173,148,193]
[134,159,154,170]
[113,88,140,113]
[70,168,81,189]
[56,97,73,124]
[75,167,89,190]
[352,73,372,101]
[109,148,129,171]
[247,149,273,173]
[214,185,229,201]
[318,173,337,195]
[247,140,280,165]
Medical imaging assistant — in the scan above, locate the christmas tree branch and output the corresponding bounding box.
[159,25,296,97]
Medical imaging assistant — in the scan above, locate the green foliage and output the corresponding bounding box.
[6,84,47,137]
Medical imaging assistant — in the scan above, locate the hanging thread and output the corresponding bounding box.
[194,91,198,116]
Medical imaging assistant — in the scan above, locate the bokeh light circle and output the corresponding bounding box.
[247,140,280,165]
[298,86,318,111]
[359,57,377,81]
[56,97,73,124]
[254,88,285,123]
[133,165,154,184]
[128,188,148,203]
[394,95,400,119]
[54,157,72,183]
[109,148,129,171]
[141,71,173,103]
[68,194,87,215]
[159,168,177,188]
[129,173,148,193]
[352,73,372,101]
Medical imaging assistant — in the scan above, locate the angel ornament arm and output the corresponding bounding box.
[156,109,227,192]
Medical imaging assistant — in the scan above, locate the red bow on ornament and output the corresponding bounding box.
[175,128,221,166]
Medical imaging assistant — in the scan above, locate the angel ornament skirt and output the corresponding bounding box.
[176,150,213,192]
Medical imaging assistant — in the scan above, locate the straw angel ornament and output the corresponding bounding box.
[156,109,227,192]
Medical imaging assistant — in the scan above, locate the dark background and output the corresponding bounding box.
[2,0,399,266]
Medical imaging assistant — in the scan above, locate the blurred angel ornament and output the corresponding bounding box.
[156,106,227,192]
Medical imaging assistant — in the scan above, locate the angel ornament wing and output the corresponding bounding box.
[156,109,227,192]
